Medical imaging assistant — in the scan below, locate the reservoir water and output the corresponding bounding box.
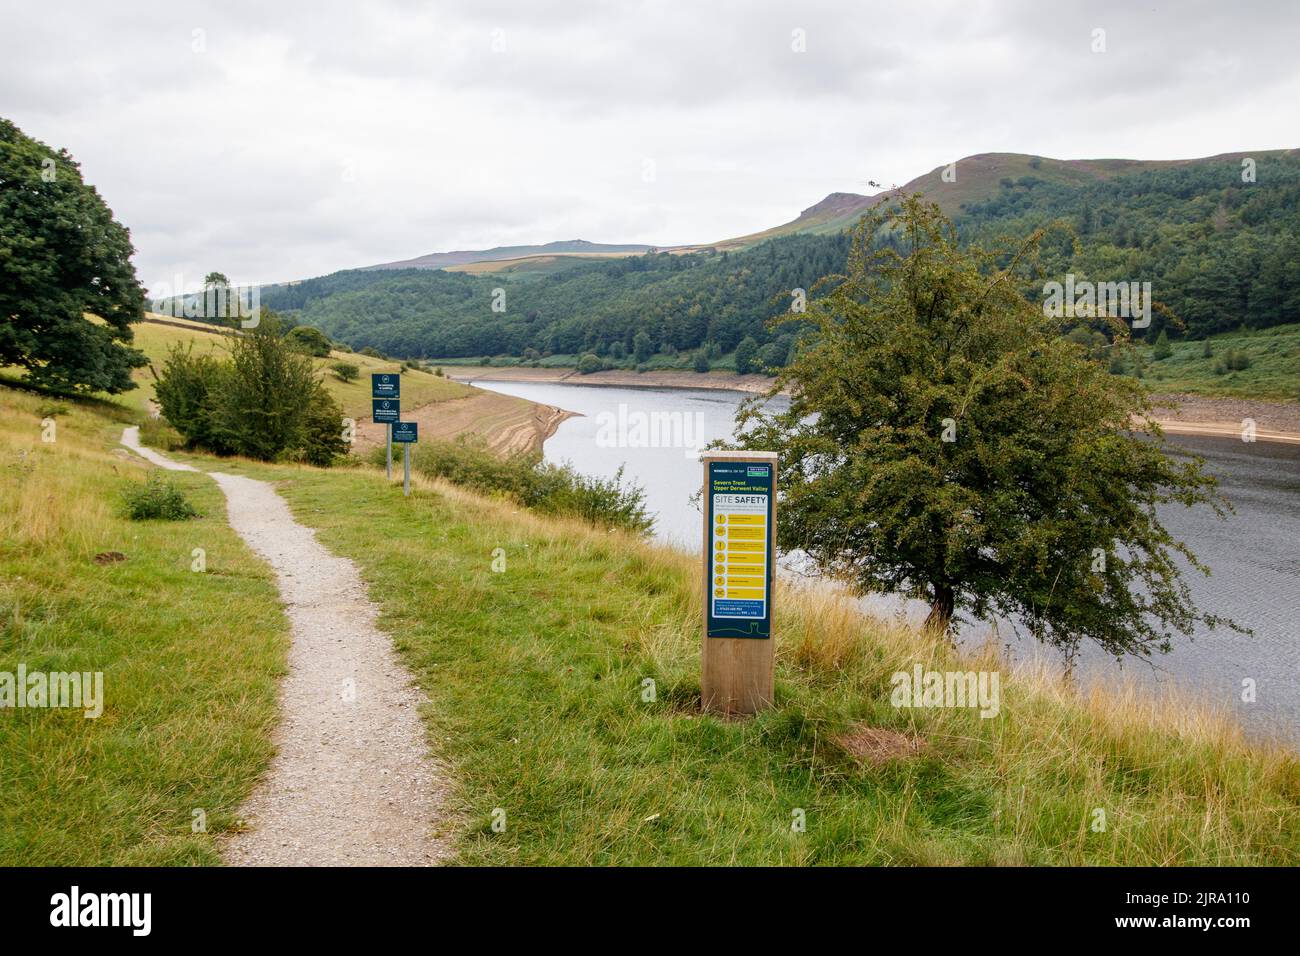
[471,378,1299,745]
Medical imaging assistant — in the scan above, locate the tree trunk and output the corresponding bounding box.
[924,584,955,634]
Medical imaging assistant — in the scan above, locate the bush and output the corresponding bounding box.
[433,366,444,377]
[331,361,360,382]
[210,318,318,460]
[1201,339,1214,359]
[298,384,349,466]
[400,438,652,535]
[121,472,200,520]
[1152,330,1172,360]
[1215,348,1251,374]
[577,353,601,374]
[693,349,711,373]
[285,325,333,357]
[734,336,759,375]
[154,317,341,464]
[154,344,232,453]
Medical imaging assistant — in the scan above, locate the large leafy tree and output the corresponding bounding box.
[730,196,1240,659]
[0,118,146,393]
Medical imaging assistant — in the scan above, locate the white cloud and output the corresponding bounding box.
[2,0,1295,291]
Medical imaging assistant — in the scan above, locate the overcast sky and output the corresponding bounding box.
[3,0,1297,293]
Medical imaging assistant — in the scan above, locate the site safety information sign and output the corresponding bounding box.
[705,460,773,639]
[371,373,400,399]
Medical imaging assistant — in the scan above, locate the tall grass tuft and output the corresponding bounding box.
[120,472,201,520]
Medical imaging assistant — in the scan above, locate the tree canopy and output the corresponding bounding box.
[0,117,146,393]
[728,196,1240,659]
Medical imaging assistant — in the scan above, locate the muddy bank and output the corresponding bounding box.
[446,364,776,394]
[352,385,576,458]
[448,367,1300,445]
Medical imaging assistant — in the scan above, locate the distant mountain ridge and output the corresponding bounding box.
[258,147,1300,364]
[697,149,1300,250]
[364,239,656,271]
[355,149,1298,273]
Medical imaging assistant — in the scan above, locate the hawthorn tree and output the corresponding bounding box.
[0,118,146,393]
[729,196,1239,659]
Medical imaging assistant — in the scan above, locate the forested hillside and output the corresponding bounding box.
[258,152,1300,362]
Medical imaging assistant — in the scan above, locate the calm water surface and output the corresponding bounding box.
[472,378,1300,744]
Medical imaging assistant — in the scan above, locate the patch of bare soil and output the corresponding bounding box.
[834,725,926,766]
[351,390,575,458]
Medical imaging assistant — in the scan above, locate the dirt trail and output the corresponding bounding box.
[120,426,449,866]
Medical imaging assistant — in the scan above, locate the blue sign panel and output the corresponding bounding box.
[371,373,400,399]
[705,461,774,639]
[391,421,418,443]
[372,398,400,423]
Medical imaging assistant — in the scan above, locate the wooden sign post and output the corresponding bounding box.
[700,451,777,716]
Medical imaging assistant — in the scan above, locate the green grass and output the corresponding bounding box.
[0,386,288,865]
[6,376,1296,866]
[123,316,474,418]
[209,456,1300,866]
[1132,324,1300,401]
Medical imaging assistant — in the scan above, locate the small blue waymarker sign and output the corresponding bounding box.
[371,372,400,399]
[391,421,418,443]
[372,398,399,424]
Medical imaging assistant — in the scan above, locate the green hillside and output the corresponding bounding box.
[256,150,1300,377]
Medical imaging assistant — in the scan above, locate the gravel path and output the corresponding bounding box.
[120,428,450,866]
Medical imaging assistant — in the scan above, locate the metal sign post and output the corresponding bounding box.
[391,421,418,497]
[371,373,401,481]
[700,450,777,716]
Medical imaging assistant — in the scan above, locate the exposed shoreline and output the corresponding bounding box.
[445,365,1300,446]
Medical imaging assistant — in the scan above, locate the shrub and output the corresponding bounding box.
[298,384,349,466]
[121,472,200,520]
[37,401,70,419]
[331,361,360,382]
[693,349,711,373]
[734,336,759,375]
[1201,339,1214,359]
[401,438,652,535]
[433,366,444,377]
[153,344,232,453]
[1152,330,1172,360]
[210,318,318,460]
[577,353,601,374]
[285,325,333,357]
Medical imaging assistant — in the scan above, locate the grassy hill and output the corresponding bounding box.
[704,149,1300,250]
[258,150,1300,379]
[4,383,1298,865]
[1131,323,1300,401]
[362,239,656,272]
[119,314,473,419]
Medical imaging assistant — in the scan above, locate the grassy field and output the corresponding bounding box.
[1130,323,1300,402]
[122,315,473,418]
[0,386,287,865]
[5,359,1296,866]
[202,455,1300,866]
